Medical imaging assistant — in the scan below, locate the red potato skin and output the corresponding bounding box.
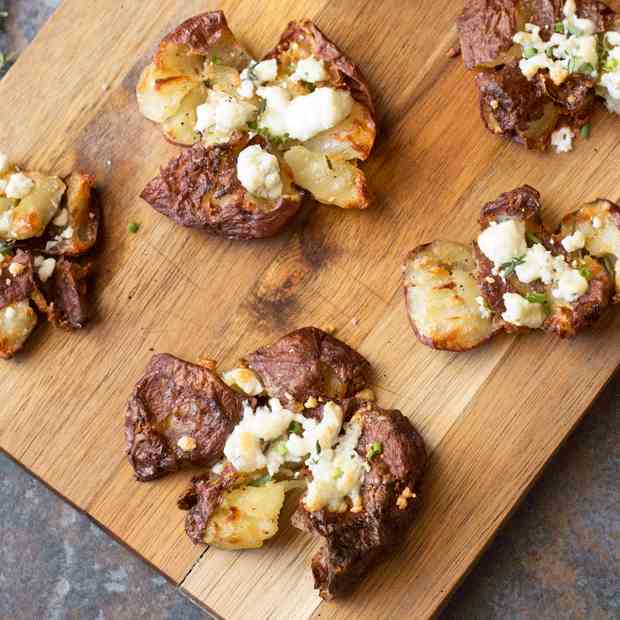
[0,251,34,310]
[141,138,304,240]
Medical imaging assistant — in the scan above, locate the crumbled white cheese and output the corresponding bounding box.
[222,367,264,396]
[552,263,588,302]
[257,85,354,141]
[5,173,34,199]
[37,257,56,283]
[241,59,278,84]
[592,216,603,229]
[4,306,16,320]
[475,296,492,319]
[237,79,255,99]
[0,152,9,174]
[501,293,546,328]
[599,33,620,114]
[194,91,257,137]
[7,261,25,277]
[515,243,555,284]
[477,220,527,268]
[236,144,283,201]
[33,255,44,268]
[304,416,367,513]
[0,179,7,195]
[291,57,328,83]
[561,230,586,252]
[52,209,69,227]
[513,1,599,86]
[285,87,353,141]
[224,399,295,472]
[61,226,74,239]
[551,127,575,153]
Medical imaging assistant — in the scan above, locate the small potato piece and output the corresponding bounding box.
[404,240,497,351]
[284,146,369,209]
[204,482,288,550]
[0,299,37,359]
[161,83,209,146]
[0,173,66,241]
[560,199,620,297]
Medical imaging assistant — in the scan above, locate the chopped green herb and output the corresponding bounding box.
[579,264,593,280]
[301,80,316,92]
[567,23,581,36]
[526,231,541,245]
[500,255,526,277]
[578,62,594,75]
[128,222,140,234]
[603,58,619,73]
[315,440,322,454]
[523,48,538,60]
[247,120,258,131]
[288,420,303,436]
[331,467,343,480]
[580,123,591,140]
[249,474,272,487]
[0,241,13,256]
[258,98,267,114]
[276,442,288,456]
[554,22,565,34]
[211,54,222,65]
[526,292,548,305]
[545,47,556,59]
[247,63,258,81]
[202,79,212,88]
[366,441,383,461]
[325,156,333,171]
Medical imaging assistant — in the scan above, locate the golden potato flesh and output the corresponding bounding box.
[204,481,289,550]
[0,300,38,359]
[560,200,620,297]
[404,240,498,351]
[283,146,369,209]
[0,173,66,241]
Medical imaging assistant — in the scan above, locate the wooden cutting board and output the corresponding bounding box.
[1,1,619,618]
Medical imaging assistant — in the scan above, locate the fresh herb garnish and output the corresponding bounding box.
[366,441,383,461]
[526,231,541,245]
[526,292,548,305]
[578,62,594,75]
[523,48,538,60]
[202,79,211,89]
[603,255,616,279]
[580,123,591,140]
[325,156,333,171]
[258,98,267,114]
[249,474,272,487]
[546,47,556,59]
[500,255,526,277]
[288,420,303,436]
[275,442,288,456]
[567,23,581,36]
[128,222,140,234]
[554,22,565,34]
[211,54,222,65]
[579,264,593,280]
[331,467,343,480]
[301,80,316,92]
[0,241,13,256]
[247,63,258,81]
[315,440,321,454]
[603,58,619,73]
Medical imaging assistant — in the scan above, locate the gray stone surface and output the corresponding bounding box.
[0,1,618,618]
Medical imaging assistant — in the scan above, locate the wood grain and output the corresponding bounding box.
[1,0,619,618]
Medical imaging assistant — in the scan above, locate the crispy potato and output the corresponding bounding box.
[292,402,427,600]
[0,299,37,359]
[284,146,369,209]
[141,138,303,240]
[39,173,99,256]
[136,11,253,145]
[126,354,243,481]
[560,199,620,298]
[476,186,613,337]
[245,327,371,407]
[0,172,66,241]
[404,240,498,352]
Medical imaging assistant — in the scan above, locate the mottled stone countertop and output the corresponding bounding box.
[0,2,618,619]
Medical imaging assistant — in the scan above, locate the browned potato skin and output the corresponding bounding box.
[245,327,372,407]
[458,1,618,149]
[265,19,376,158]
[292,402,427,601]
[0,251,34,310]
[141,136,304,240]
[475,186,613,337]
[126,354,244,481]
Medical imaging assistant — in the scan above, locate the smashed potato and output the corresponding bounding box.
[404,240,498,352]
